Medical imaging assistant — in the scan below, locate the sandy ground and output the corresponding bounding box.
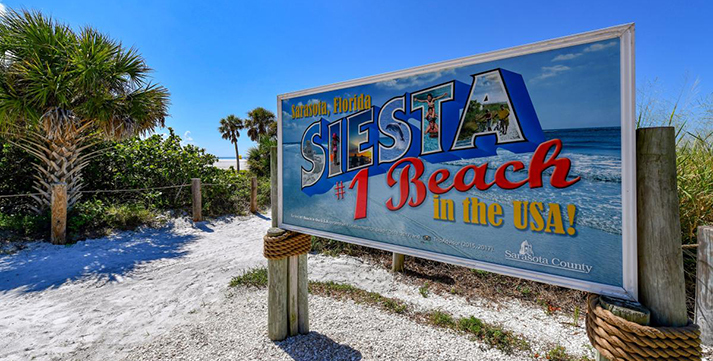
[213,159,248,170]
[123,288,525,361]
[0,216,269,361]
[1,214,708,360]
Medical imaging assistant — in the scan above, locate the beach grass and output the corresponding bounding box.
[229,267,268,288]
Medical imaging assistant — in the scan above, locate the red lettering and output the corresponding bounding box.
[528,139,580,188]
[386,158,427,210]
[428,169,453,194]
[384,140,579,213]
[494,161,528,189]
[349,168,369,219]
[453,164,494,191]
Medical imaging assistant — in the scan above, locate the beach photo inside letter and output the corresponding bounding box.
[279,32,631,297]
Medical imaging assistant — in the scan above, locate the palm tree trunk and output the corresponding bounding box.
[234,141,240,172]
[11,112,95,218]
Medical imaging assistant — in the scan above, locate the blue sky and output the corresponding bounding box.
[1,0,711,157]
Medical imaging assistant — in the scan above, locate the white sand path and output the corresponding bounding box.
[2,214,707,360]
[0,216,269,361]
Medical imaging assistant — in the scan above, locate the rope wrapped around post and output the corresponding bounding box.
[586,294,702,360]
[264,231,311,260]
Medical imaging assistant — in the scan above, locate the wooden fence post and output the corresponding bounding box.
[191,178,202,222]
[636,126,688,327]
[697,226,713,346]
[50,182,67,245]
[392,253,405,272]
[250,176,258,213]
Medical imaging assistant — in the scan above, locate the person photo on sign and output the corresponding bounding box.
[331,133,340,165]
[425,112,439,139]
[497,104,510,135]
[414,92,446,113]
[484,109,494,132]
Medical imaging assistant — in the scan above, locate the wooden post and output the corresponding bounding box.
[298,253,309,334]
[288,255,299,336]
[595,127,686,360]
[266,145,309,340]
[50,182,67,245]
[191,178,202,222]
[267,227,289,341]
[697,226,713,346]
[392,253,405,272]
[250,176,258,213]
[636,127,688,327]
[267,149,286,340]
[270,146,278,228]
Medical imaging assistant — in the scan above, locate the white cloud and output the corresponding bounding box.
[584,41,617,52]
[532,65,571,82]
[551,41,617,62]
[281,110,292,121]
[552,53,582,61]
[0,3,6,15]
[306,97,332,110]
[376,68,456,90]
[181,130,193,146]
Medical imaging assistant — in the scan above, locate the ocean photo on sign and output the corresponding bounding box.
[280,36,625,290]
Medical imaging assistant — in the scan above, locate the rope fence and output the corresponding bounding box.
[0,176,263,243]
[0,182,240,198]
[80,184,187,194]
[0,192,43,199]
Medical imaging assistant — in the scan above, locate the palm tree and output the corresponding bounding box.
[247,135,277,177]
[245,107,276,141]
[218,115,244,171]
[0,9,170,214]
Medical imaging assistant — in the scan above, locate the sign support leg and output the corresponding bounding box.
[267,146,309,341]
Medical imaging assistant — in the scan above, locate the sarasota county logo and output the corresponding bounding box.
[505,240,593,274]
[519,240,534,257]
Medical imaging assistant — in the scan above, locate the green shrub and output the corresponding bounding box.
[0,212,49,238]
[67,199,160,238]
[81,128,219,209]
[246,135,276,178]
[80,128,271,217]
[1,128,272,238]
[0,141,36,213]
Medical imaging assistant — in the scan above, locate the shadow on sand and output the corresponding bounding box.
[0,222,207,294]
[253,212,271,222]
[275,332,362,361]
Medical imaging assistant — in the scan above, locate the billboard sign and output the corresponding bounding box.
[277,24,636,299]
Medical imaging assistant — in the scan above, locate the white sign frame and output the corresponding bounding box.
[277,24,637,301]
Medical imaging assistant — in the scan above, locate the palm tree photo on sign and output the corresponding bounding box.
[218,114,244,171]
[0,9,170,216]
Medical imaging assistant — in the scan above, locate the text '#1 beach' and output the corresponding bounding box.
[277,24,636,300]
